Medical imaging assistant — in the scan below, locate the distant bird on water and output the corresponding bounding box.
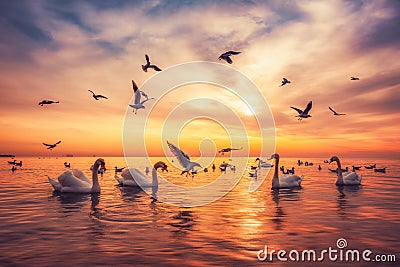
[43,141,61,150]
[129,80,154,114]
[329,106,346,116]
[142,54,162,72]
[350,77,360,80]
[291,101,312,121]
[15,161,23,167]
[114,166,125,173]
[88,90,108,100]
[38,100,59,106]
[218,51,241,64]
[280,78,291,87]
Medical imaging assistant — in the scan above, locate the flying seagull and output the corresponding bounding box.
[142,54,162,72]
[329,106,346,116]
[218,51,241,64]
[280,78,291,87]
[350,77,360,80]
[88,90,108,100]
[38,100,59,106]
[167,141,201,176]
[43,141,61,150]
[291,101,313,121]
[128,79,154,114]
[218,147,243,155]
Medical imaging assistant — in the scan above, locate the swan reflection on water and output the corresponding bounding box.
[336,184,362,218]
[168,210,195,236]
[50,191,91,214]
[270,188,302,230]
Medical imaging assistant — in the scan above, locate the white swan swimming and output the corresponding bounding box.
[114,161,168,187]
[48,158,105,193]
[255,157,273,168]
[329,156,362,185]
[270,154,303,189]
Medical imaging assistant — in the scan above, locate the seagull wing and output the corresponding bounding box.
[140,97,154,105]
[88,90,95,96]
[145,54,150,64]
[140,91,148,99]
[134,88,141,104]
[98,95,108,99]
[225,56,233,64]
[132,80,139,93]
[290,106,303,115]
[43,143,51,147]
[328,106,336,114]
[228,51,241,55]
[55,141,61,145]
[303,101,312,114]
[150,65,162,71]
[167,141,191,169]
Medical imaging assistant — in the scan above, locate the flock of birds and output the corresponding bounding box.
[18,48,377,196]
[36,49,356,152]
[47,150,378,195]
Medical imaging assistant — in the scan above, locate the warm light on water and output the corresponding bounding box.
[0,157,399,266]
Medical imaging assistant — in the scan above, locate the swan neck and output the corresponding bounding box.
[336,159,344,183]
[274,157,279,177]
[92,164,100,189]
[272,156,279,187]
[152,167,158,187]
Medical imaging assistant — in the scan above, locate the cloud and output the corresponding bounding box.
[0,0,399,156]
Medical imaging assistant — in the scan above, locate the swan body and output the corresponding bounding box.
[270,154,303,189]
[255,157,273,168]
[115,161,167,187]
[48,158,105,193]
[329,156,361,185]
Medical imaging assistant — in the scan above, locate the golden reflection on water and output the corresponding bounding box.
[0,157,399,266]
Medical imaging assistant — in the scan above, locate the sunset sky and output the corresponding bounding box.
[0,0,399,158]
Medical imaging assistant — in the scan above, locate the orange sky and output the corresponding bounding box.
[0,1,399,158]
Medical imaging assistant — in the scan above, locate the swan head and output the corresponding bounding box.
[329,156,339,164]
[94,158,105,168]
[269,153,279,160]
[154,161,168,172]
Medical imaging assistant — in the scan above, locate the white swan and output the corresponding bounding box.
[255,157,273,168]
[114,161,167,187]
[270,154,303,189]
[329,156,362,185]
[48,158,105,193]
